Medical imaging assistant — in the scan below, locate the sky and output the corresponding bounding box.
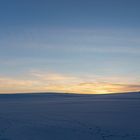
[0,0,140,94]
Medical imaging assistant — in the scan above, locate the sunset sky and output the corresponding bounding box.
[0,0,140,94]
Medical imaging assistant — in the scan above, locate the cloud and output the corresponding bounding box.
[46,28,140,54]
[0,77,40,93]
[0,71,139,94]
[31,71,79,81]
[47,82,140,94]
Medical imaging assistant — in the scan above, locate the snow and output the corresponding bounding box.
[0,92,140,140]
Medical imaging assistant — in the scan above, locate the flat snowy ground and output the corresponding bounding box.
[0,92,140,140]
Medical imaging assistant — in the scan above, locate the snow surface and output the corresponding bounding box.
[0,92,140,140]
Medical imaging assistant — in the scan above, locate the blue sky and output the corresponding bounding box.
[0,0,140,93]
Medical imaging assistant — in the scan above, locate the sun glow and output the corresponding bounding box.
[0,71,139,94]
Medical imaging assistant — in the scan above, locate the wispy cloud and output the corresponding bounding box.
[0,77,40,93]
[0,71,139,94]
[1,28,140,54]
[30,71,79,82]
[46,28,140,54]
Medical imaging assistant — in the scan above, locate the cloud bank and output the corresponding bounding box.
[0,71,139,94]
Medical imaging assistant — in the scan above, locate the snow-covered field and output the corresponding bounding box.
[0,92,140,140]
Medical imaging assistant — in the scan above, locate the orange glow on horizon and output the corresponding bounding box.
[0,81,139,94]
[0,72,139,94]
